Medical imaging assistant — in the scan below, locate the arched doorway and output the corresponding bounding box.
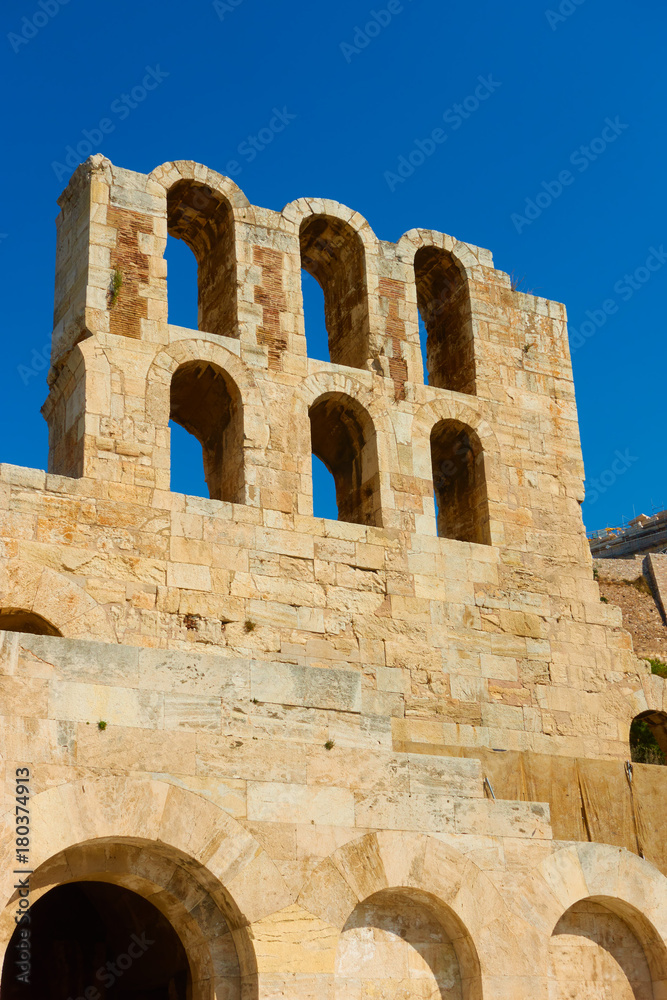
[335,889,470,1000]
[548,898,655,999]
[1,881,190,999]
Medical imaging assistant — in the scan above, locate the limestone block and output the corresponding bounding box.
[247,782,355,826]
[76,723,196,773]
[197,736,307,784]
[48,680,163,728]
[251,663,361,713]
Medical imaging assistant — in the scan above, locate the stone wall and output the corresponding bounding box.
[0,155,665,999]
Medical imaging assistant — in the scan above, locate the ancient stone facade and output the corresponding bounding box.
[0,155,666,999]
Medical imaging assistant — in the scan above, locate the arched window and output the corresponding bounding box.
[415,247,475,393]
[170,361,244,503]
[431,420,490,544]
[630,711,667,765]
[309,393,381,526]
[300,215,370,369]
[165,232,199,330]
[167,180,236,337]
[0,609,61,636]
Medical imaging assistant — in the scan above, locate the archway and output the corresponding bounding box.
[300,215,371,369]
[0,608,61,636]
[414,246,474,394]
[1,880,191,999]
[309,391,381,526]
[167,179,237,337]
[335,889,465,1000]
[430,419,490,544]
[170,360,244,502]
[548,898,655,999]
[630,711,667,765]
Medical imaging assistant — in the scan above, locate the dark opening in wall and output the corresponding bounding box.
[170,361,244,503]
[309,392,381,526]
[430,420,490,544]
[1,880,191,999]
[415,247,475,394]
[167,180,237,337]
[630,711,667,765]
[0,609,61,636]
[300,215,370,369]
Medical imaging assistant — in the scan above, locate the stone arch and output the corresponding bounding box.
[0,776,293,997]
[149,161,251,213]
[297,831,514,1000]
[430,419,491,545]
[395,229,492,275]
[293,370,398,525]
[283,198,378,370]
[309,391,380,526]
[620,675,667,761]
[396,230,491,394]
[0,608,60,636]
[149,162,251,339]
[0,562,116,642]
[630,710,667,764]
[513,843,667,999]
[147,338,268,503]
[549,898,657,999]
[42,337,110,480]
[170,360,245,503]
[412,397,502,544]
[335,888,471,1000]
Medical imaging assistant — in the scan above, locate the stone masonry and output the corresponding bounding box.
[0,155,666,999]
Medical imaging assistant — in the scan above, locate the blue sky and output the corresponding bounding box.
[1,0,665,530]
